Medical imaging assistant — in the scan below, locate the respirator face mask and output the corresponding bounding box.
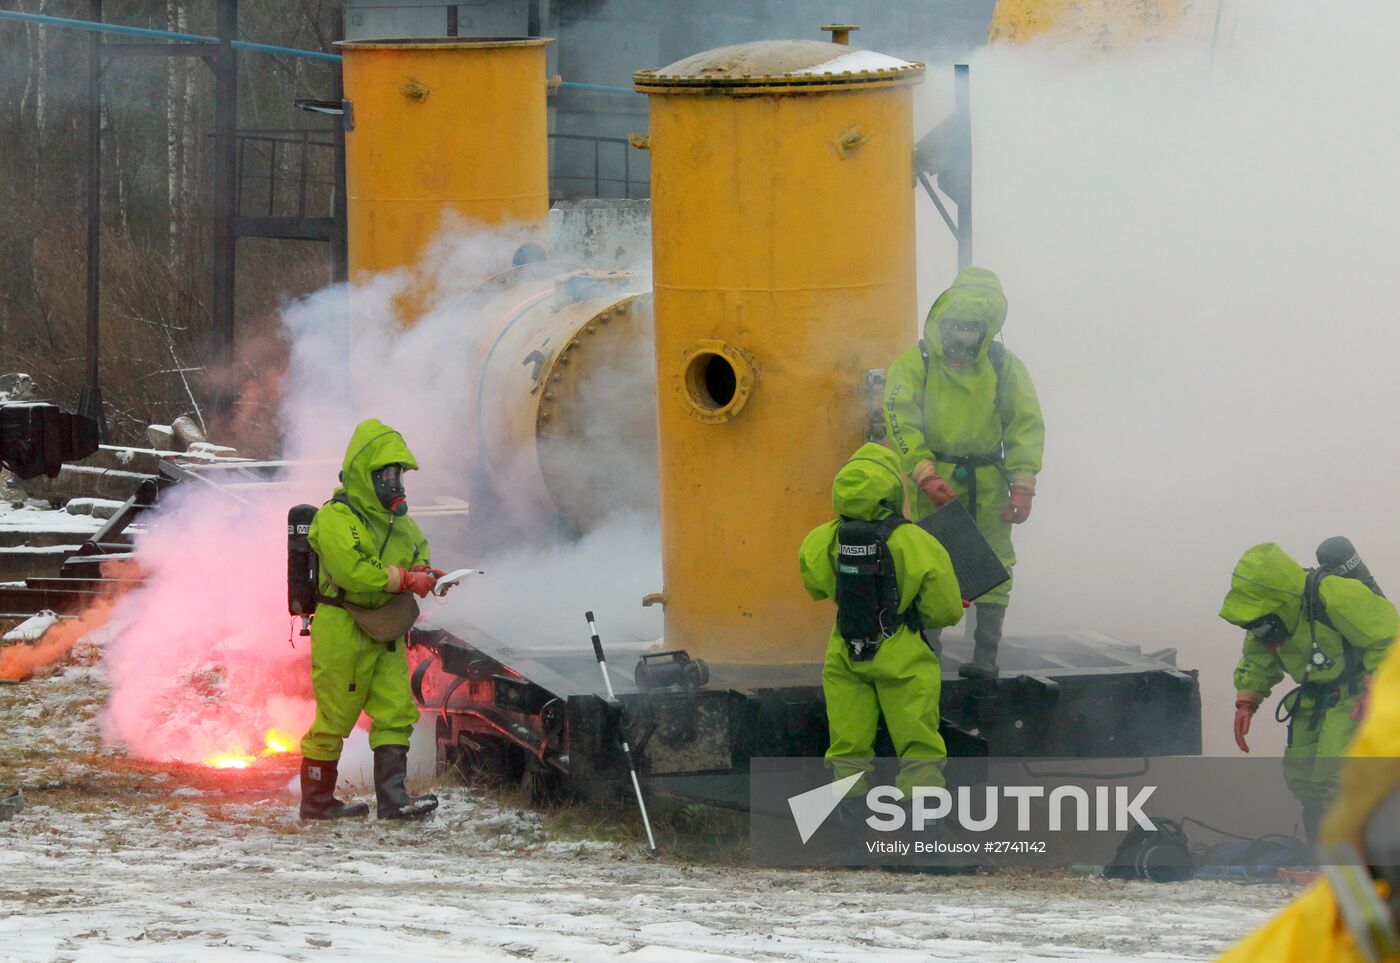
[941,318,986,366]
[1243,613,1290,648]
[372,464,408,517]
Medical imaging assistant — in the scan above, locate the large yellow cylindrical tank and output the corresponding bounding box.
[460,263,657,536]
[636,38,925,664]
[338,37,551,288]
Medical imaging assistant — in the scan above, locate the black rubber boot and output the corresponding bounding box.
[958,604,1006,680]
[374,745,438,820]
[299,758,369,821]
[835,795,872,860]
[1302,803,1324,847]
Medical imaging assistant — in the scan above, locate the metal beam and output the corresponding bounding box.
[330,68,349,283]
[232,216,337,242]
[78,0,105,440]
[210,0,238,424]
[954,64,974,269]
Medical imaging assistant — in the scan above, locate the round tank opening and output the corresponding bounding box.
[685,352,737,411]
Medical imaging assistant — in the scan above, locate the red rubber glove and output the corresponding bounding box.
[1234,699,1259,753]
[1002,477,1036,524]
[411,564,447,579]
[396,568,438,598]
[912,460,956,507]
[1351,679,1372,722]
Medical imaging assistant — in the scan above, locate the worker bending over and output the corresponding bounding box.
[1220,542,1397,842]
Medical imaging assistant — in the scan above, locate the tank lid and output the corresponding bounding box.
[634,40,924,92]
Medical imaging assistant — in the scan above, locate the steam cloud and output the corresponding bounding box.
[912,1,1400,753]
[101,222,661,765]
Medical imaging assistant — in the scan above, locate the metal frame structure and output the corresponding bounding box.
[0,6,644,433]
[918,63,975,269]
[548,132,648,199]
[409,620,1202,808]
[0,5,347,427]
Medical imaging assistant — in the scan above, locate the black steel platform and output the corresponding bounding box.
[408,619,1202,809]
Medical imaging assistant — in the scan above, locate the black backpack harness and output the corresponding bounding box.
[918,338,1010,521]
[835,514,922,662]
[1277,568,1367,738]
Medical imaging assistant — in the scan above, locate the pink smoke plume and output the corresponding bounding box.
[101,480,325,764]
[97,225,541,767]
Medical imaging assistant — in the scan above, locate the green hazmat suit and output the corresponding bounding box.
[799,444,965,793]
[300,419,429,762]
[1220,543,1398,811]
[883,266,1044,606]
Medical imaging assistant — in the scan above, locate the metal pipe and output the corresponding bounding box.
[81,0,103,438]
[585,611,657,852]
[557,80,635,94]
[954,63,974,269]
[210,0,238,422]
[0,9,342,62]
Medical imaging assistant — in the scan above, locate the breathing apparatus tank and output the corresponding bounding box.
[288,504,320,636]
[1316,536,1385,598]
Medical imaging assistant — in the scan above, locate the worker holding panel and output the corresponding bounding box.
[884,266,1045,679]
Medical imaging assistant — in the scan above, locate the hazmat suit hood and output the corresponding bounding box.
[922,266,1009,364]
[336,419,420,521]
[831,444,905,522]
[1219,542,1307,631]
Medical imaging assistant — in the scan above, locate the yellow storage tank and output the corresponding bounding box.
[337,37,552,301]
[636,34,925,665]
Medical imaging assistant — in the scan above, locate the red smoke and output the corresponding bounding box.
[0,597,115,680]
[100,481,326,765]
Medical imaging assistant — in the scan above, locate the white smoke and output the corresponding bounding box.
[104,219,661,764]
[912,1,1400,754]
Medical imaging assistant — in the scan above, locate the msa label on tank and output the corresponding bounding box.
[289,524,312,535]
[839,544,877,556]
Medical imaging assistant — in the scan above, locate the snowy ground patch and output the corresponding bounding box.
[0,646,1297,962]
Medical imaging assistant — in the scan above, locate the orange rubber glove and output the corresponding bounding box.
[411,564,447,579]
[1234,698,1260,753]
[912,459,956,507]
[390,566,438,598]
[1002,477,1036,524]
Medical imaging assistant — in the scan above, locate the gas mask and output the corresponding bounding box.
[372,464,408,517]
[1243,613,1289,648]
[941,318,986,367]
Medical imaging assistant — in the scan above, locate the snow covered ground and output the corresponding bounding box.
[0,502,106,538]
[0,646,1297,962]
